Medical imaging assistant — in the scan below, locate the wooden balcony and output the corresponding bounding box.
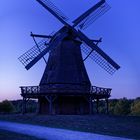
[20,84,111,99]
[90,86,111,98]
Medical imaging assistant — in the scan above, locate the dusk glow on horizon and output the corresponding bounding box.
[0,0,140,101]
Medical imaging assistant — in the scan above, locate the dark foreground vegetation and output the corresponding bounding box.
[0,129,44,140]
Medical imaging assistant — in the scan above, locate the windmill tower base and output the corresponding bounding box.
[37,95,91,115]
[20,86,111,115]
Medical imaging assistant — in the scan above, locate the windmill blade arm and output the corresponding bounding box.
[77,30,120,71]
[31,33,52,38]
[36,0,69,26]
[18,39,49,70]
[81,44,118,75]
[73,0,105,27]
[77,3,110,30]
[25,46,50,70]
[19,31,68,70]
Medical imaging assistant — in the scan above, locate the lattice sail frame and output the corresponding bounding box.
[81,44,117,75]
[77,2,111,30]
[37,0,69,21]
[18,38,50,67]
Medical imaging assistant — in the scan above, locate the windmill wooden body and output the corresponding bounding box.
[19,0,120,114]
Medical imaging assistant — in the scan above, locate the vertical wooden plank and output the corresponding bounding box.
[22,97,26,115]
[106,98,109,114]
[96,98,99,114]
[36,98,41,114]
[49,96,53,115]
[89,96,93,115]
[45,95,53,115]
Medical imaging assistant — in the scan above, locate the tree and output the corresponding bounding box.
[131,98,140,116]
[114,98,131,115]
[109,99,118,114]
[0,100,15,113]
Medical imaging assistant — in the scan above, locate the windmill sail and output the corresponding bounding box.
[73,0,110,29]
[19,0,120,73]
[36,0,69,26]
[18,39,49,69]
[19,30,68,70]
[81,44,117,75]
[77,30,120,74]
[78,3,110,30]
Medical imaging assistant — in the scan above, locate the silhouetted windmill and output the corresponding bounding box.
[19,0,120,115]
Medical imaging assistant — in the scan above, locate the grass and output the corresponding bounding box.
[0,129,45,140]
[0,114,140,139]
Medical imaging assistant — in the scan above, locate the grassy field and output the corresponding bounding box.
[0,114,140,139]
[0,129,44,140]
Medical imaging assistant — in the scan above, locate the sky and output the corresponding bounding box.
[0,0,140,101]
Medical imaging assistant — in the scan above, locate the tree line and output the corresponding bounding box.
[0,97,140,116]
[0,100,37,114]
[92,97,140,116]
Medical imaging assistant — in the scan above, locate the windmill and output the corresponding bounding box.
[19,0,120,115]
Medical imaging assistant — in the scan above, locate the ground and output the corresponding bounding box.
[0,114,139,139]
[0,129,44,140]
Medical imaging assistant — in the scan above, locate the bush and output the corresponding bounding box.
[109,99,118,114]
[113,98,131,115]
[0,100,15,113]
[12,100,37,113]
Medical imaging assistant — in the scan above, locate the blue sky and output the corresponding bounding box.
[0,0,140,101]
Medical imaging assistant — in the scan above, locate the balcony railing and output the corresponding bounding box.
[20,84,111,97]
[91,86,111,94]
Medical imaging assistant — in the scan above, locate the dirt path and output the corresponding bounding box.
[0,121,132,140]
